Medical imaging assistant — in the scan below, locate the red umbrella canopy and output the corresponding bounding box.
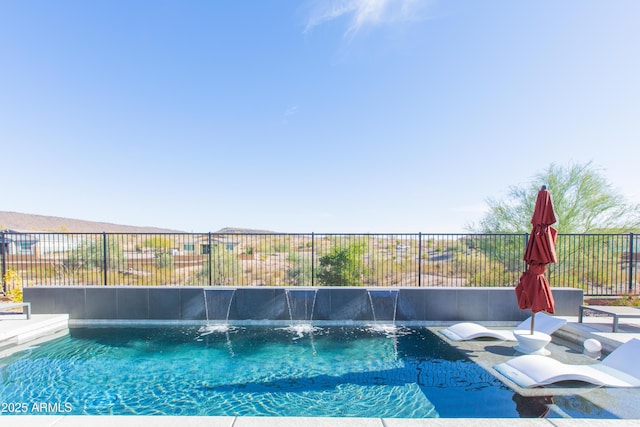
[516,264,555,313]
[516,186,558,315]
[523,188,558,265]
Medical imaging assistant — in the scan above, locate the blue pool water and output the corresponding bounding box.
[0,325,615,418]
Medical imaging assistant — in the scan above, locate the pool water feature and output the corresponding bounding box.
[367,289,399,323]
[282,289,318,338]
[366,289,401,335]
[284,288,317,323]
[0,326,616,418]
[200,289,236,334]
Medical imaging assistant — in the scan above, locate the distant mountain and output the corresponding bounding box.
[0,211,183,233]
[215,227,276,234]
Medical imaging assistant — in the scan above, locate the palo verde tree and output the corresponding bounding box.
[469,162,640,289]
[472,162,640,234]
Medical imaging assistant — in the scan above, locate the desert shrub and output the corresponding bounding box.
[3,269,23,302]
[155,252,174,269]
[74,237,125,271]
[187,245,241,286]
[611,294,640,307]
[316,242,368,286]
[286,254,312,286]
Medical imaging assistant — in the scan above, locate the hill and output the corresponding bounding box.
[0,211,183,233]
[216,227,276,234]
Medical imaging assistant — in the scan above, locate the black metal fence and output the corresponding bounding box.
[1,231,637,296]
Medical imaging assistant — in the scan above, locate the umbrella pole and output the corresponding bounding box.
[530,312,535,334]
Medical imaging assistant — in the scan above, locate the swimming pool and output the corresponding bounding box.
[0,325,615,418]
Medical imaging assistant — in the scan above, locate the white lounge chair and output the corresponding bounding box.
[494,338,640,388]
[439,312,566,342]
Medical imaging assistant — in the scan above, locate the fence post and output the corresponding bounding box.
[311,232,315,287]
[102,232,108,286]
[1,231,5,294]
[629,232,635,294]
[418,232,422,287]
[208,232,212,286]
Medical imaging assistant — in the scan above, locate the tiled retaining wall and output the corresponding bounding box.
[24,286,583,322]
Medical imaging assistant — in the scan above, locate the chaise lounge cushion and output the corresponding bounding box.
[494,338,640,388]
[439,312,566,342]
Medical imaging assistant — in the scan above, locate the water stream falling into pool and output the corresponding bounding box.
[367,289,400,335]
[284,289,318,338]
[202,288,209,321]
[199,289,237,336]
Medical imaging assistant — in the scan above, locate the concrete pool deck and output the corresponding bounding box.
[1,313,640,424]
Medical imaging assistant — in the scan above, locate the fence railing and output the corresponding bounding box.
[1,231,637,296]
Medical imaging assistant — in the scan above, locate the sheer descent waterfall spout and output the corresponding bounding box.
[367,289,399,323]
[200,289,237,335]
[203,289,210,323]
[284,288,318,337]
[284,289,318,323]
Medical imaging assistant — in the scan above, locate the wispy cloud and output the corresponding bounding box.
[303,0,431,38]
[282,105,299,125]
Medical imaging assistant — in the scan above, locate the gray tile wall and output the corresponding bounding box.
[24,286,583,322]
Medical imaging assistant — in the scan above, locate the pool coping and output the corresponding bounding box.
[2,415,639,426]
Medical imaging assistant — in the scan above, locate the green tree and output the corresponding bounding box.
[85,237,124,269]
[472,162,640,233]
[143,236,173,250]
[316,242,368,286]
[469,162,640,292]
[69,236,125,277]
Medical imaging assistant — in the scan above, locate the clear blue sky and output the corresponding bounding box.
[1,0,639,233]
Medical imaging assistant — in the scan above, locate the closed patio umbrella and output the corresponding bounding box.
[515,185,558,334]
